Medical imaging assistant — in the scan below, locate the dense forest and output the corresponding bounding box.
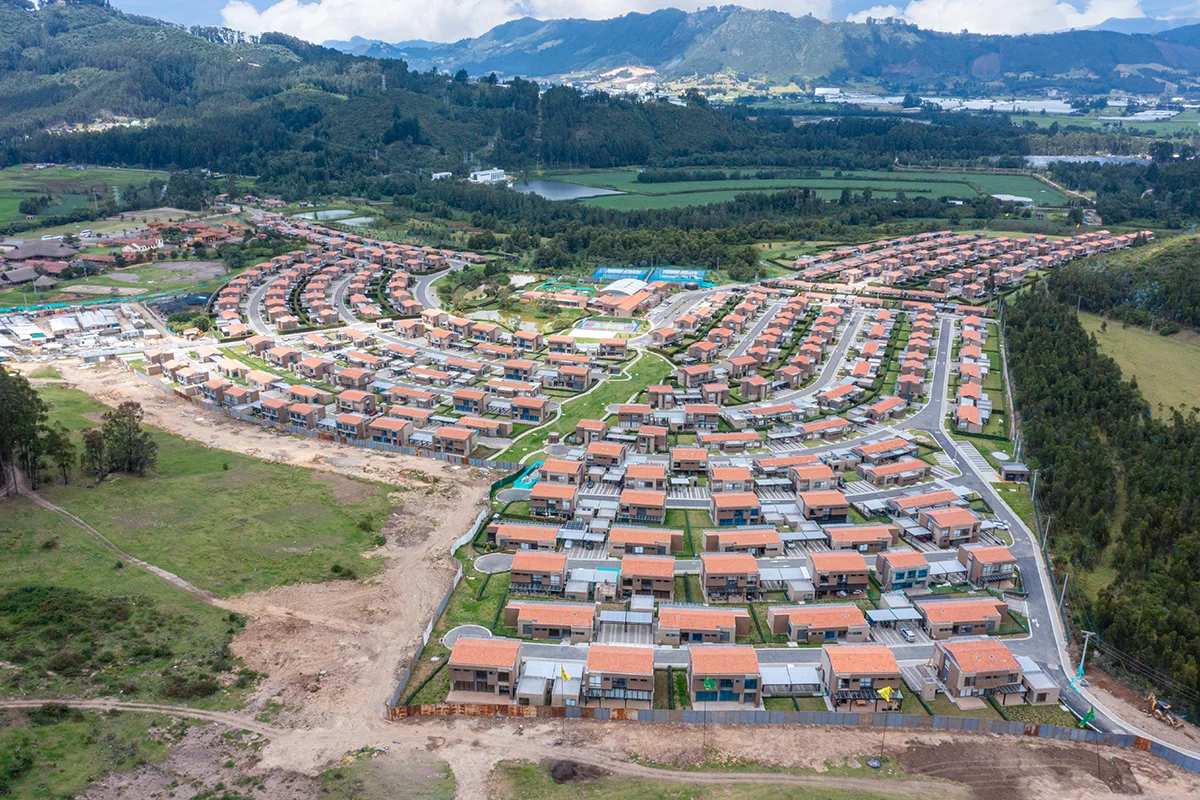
[1004,289,1200,712]
[1048,234,1200,331]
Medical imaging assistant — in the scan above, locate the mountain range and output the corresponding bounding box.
[322,7,1200,90]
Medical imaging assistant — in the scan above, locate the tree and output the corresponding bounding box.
[42,422,76,485]
[80,428,106,485]
[101,402,157,477]
[0,366,47,491]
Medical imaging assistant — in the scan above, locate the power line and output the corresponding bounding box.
[1090,639,1200,705]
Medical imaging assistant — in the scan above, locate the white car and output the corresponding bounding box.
[899,627,917,642]
[41,234,64,241]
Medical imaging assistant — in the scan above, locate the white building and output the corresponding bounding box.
[431,171,453,181]
[469,168,508,185]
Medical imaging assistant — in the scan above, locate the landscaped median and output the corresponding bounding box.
[497,349,675,463]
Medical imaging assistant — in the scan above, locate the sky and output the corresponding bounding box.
[110,0,1195,44]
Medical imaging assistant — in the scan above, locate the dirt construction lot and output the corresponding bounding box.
[52,360,496,732]
[22,361,1200,800]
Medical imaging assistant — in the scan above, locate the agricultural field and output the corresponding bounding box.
[1012,108,1200,136]
[0,165,169,224]
[545,168,1071,211]
[36,384,398,597]
[1078,312,1200,417]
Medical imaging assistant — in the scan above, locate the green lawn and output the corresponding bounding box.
[991,482,1036,533]
[490,760,910,800]
[1003,703,1081,728]
[498,350,675,462]
[1079,311,1200,417]
[37,385,397,598]
[28,365,61,379]
[0,708,175,799]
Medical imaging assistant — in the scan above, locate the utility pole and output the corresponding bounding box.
[1059,572,1070,610]
[1076,631,1097,685]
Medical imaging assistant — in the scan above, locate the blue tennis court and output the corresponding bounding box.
[648,267,707,282]
[592,267,650,281]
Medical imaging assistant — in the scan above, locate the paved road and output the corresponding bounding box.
[729,301,783,359]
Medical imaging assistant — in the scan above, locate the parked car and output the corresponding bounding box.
[899,627,916,642]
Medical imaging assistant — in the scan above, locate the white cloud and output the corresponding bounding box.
[845,4,904,22]
[847,0,1146,34]
[221,0,830,45]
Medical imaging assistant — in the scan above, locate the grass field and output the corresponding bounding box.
[36,385,397,597]
[490,760,908,800]
[1013,108,1200,136]
[0,499,250,705]
[0,165,169,224]
[0,708,174,798]
[545,168,1070,211]
[1078,312,1200,416]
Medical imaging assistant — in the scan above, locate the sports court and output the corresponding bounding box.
[591,267,650,281]
[647,267,708,283]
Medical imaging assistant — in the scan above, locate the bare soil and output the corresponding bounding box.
[81,723,318,800]
[1087,667,1200,751]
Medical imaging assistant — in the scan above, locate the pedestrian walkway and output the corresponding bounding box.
[955,440,1000,482]
[931,465,957,480]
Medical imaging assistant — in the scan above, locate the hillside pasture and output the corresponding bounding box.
[1078,311,1200,417]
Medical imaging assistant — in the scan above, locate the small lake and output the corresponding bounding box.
[512,180,625,201]
[291,209,355,220]
[340,217,376,227]
[1019,155,1152,168]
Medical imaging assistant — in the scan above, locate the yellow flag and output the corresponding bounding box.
[878,685,893,702]
[561,666,570,681]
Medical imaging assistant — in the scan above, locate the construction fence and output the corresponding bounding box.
[385,703,1200,774]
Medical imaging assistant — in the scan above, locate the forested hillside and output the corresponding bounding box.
[1005,288,1200,713]
[1049,234,1200,330]
[393,8,1200,93]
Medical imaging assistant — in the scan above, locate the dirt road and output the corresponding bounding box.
[7,698,1197,800]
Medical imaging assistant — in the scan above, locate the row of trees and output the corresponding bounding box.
[0,368,156,493]
[1004,289,1200,713]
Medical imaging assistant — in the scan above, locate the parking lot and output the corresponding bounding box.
[870,623,932,646]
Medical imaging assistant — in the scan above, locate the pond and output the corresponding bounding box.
[511,180,625,201]
[340,217,376,227]
[1021,155,1151,168]
[291,209,356,220]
